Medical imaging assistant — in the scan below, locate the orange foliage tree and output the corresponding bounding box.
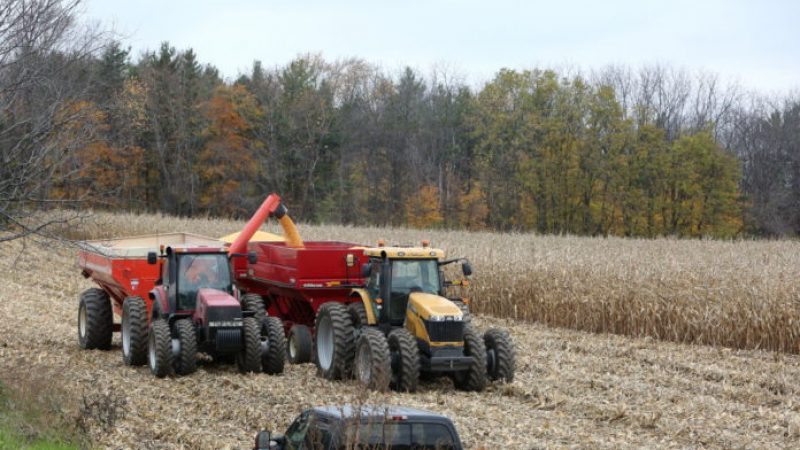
[198,85,262,216]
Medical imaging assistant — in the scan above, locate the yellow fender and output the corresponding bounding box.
[349,289,378,325]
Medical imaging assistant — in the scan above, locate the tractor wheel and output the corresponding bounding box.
[241,293,267,324]
[173,318,197,376]
[287,324,312,364]
[314,302,355,380]
[484,328,516,382]
[261,316,286,375]
[148,318,173,378]
[121,296,148,366]
[348,302,368,328]
[453,324,488,392]
[237,317,262,373]
[456,301,471,324]
[354,328,391,392]
[77,288,113,350]
[388,328,420,392]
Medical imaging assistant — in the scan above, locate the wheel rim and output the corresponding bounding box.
[288,333,298,360]
[78,303,87,339]
[122,310,130,357]
[317,315,333,371]
[148,329,157,370]
[356,341,371,384]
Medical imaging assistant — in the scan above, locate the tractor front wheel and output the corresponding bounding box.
[237,317,261,373]
[287,324,312,364]
[388,328,420,392]
[315,303,355,380]
[484,328,516,382]
[354,328,390,391]
[173,318,197,376]
[78,288,113,350]
[453,325,487,392]
[261,316,286,375]
[148,318,173,378]
[121,296,148,366]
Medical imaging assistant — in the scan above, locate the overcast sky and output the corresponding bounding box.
[83,0,799,93]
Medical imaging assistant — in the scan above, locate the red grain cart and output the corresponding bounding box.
[231,240,369,364]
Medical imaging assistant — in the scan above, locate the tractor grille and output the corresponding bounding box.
[214,328,242,353]
[424,320,464,343]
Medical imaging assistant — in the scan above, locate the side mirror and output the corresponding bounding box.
[361,263,372,278]
[248,252,258,264]
[462,262,473,277]
[147,251,158,265]
[254,430,271,450]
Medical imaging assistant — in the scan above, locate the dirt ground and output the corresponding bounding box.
[1,238,799,449]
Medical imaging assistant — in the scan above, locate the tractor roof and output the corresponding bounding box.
[169,244,228,254]
[363,246,445,259]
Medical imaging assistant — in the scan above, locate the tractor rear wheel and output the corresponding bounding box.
[173,318,197,376]
[388,328,420,392]
[484,328,516,382]
[148,318,173,378]
[237,317,261,373]
[287,324,312,364]
[261,316,286,374]
[241,293,267,324]
[453,324,487,392]
[121,296,148,366]
[315,302,355,380]
[348,302,368,328]
[354,328,390,391]
[78,288,113,350]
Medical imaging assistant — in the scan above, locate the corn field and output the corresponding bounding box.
[63,210,800,354]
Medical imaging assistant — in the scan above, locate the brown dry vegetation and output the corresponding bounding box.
[1,212,800,449]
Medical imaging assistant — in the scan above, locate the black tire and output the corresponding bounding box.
[314,302,355,380]
[78,288,113,350]
[484,328,516,382]
[261,316,286,375]
[148,319,173,378]
[287,324,313,364]
[354,328,390,392]
[348,302,369,328]
[453,324,488,392]
[388,328,420,392]
[237,317,262,373]
[241,293,267,324]
[121,296,148,366]
[455,301,471,324]
[173,319,197,375]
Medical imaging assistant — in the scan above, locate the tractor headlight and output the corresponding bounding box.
[428,315,462,322]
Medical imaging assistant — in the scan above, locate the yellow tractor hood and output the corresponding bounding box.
[408,293,463,320]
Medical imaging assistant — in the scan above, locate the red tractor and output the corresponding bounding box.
[77,198,289,377]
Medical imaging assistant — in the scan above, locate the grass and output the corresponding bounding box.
[0,378,83,450]
[35,209,800,354]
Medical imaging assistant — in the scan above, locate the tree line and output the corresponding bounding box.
[2,1,799,239]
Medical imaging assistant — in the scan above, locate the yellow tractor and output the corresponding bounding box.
[322,241,516,392]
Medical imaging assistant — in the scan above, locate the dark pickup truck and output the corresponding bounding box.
[254,405,464,450]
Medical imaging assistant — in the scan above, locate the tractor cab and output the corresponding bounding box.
[153,248,234,311]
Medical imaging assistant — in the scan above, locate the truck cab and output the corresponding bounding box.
[254,405,464,450]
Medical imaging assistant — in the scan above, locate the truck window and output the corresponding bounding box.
[411,423,457,450]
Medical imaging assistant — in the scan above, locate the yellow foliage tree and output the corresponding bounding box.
[405,184,444,228]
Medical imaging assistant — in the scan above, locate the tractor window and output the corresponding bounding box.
[366,260,381,298]
[177,254,232,310]
[391,260,440,295]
